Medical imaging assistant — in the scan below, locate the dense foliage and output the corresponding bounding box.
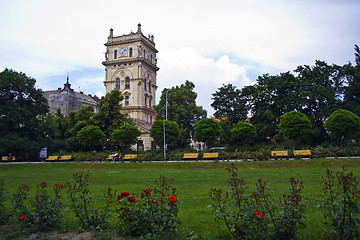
[155,81,207,148]
[193,118,222,148]
[0,69,52,160]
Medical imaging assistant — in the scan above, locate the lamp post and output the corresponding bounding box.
[164,89,172,161]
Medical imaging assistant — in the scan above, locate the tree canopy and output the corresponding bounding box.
[211,84,247,124]
[0,69,51,160]
[231,121,257,146]
[324,109,360,145]
[155,80,206,147]
[150,119,180,150]
[111,124,141,151]
[193,118,222,148]
[278,111,312,143]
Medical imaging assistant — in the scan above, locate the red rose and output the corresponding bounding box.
[152,200,158,204]
[121,192,129,197]
[145,188,151,195]
[117,195,122,200]
[169,195,177,202]
[43,217,47,222]
[128,196,136,202]
[59,183,63,187]
[20,216,25,220]
[255,211,263,218]
[42,181,46,184]
[109,200,112,204]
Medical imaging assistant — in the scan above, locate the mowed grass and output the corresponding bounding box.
[1,158,360,239]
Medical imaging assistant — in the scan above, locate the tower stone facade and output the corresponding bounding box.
[102,24,158,150]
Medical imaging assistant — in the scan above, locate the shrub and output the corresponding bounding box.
[210,164,305,239]
[11,181,65,232]
[318,167,360,239]
[66,172,109,230]
[105,176,180,237]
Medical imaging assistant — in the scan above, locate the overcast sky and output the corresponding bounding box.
[1,0,359,116]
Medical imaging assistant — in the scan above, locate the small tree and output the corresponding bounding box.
[111,124,141,151]
[231,121,257,147]
[76,125,105,151]
[278,111,312,147]
[324,109,360,146]
[193,118,222,149]
[150,120,180,150]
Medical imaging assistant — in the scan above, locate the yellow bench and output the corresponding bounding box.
[123,154,137,160]
[59,155,72,161]
[2,156,15,161]
[45,156,58,161]
[271,151,288,157]
[293,150,311,157]
[106,155,113,161]
[202,153,219,159]
[183,153,199,160]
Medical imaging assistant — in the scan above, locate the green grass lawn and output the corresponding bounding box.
[1,158,360,239]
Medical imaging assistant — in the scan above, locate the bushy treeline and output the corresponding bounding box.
[210,45,360,147]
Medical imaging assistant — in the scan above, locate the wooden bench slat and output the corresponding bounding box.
[45,156,58,161]
[271,151,288,157]
[202,153,219,159]
[59,155,72,161]
[183,153,199,159]
[123,154,137,160]
[293,150,311,156]
[2,156,15,161]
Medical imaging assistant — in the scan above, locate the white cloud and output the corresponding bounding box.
[158,47,252,116]
[0,0,359,116]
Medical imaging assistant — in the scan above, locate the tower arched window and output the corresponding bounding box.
[144,81,147,91]
[125,77,130,89]
[129,48,133,57]
[125,95,129,105]
[148,81,151,93]
[115,78,120,89]
[114,50,117,59]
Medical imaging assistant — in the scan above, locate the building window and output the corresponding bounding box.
[144,81,147,91]
[150,116,153,124]
[125,96,129,105]
[115,78,120,89]
[149,98,152,108]
[129,48,133,57]
[148,81,151,93]
[143,50,146,58]
[144,96,147,106]
[125,77,130,89]
[114,50,117,59]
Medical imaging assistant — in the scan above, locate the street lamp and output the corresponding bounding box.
[163,89,172,161]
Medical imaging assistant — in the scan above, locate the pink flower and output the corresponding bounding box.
[169,195,177,202]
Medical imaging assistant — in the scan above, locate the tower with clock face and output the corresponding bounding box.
[102,24,159,150]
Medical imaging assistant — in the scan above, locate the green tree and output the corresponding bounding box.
[111,124,141,151]
[324,109,360,146]
[231,121,257,146]
[150,119,180,150]
[278,111,312,147]
[219,118,233,146]
[193,118,222,148]
[76,125,105,151]
[94,89,130,139]
[211,84,247,124]
[0,69,51,160]
[343,45,360,116]
[155,81,207,147]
